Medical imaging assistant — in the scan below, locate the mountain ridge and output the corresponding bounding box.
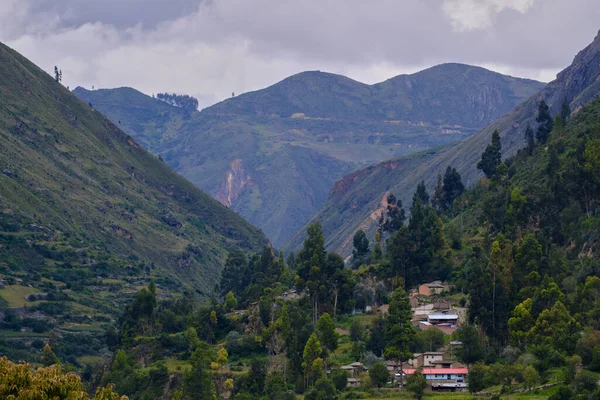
[286,29,600,256]
[75,63,544,247]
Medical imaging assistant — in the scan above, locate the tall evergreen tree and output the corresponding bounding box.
[296,223,327,324]
[535,100,554,144]
[442,166,465,211]
[477,130,502,179]
[382,193,406,233]
[183,342,216,400]
[351,229,370,267]
[561,98,571,122]
[413,181,430,205]
[432,173,444,213]
[384,287,415,372]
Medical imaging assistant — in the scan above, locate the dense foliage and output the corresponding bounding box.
[156,93,199,110]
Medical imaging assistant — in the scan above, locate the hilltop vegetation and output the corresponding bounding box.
[0,42,268,364]
[75,65,543,247]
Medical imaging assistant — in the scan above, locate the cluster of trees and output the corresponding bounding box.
[0,356,125,399]
[351,176,459,289]
[156,93,199,110]
[446,98,600,397]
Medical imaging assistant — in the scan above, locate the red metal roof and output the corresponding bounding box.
[402,368,468,375]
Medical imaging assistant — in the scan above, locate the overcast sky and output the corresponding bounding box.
[1,0,599,108]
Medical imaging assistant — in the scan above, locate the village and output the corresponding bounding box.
[338,281,469,392]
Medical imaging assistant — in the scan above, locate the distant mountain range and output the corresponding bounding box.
[285,29,600,256]
[74,64,544,247]
[0,41,268,316]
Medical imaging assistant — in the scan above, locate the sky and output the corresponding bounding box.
[1,0,599,109]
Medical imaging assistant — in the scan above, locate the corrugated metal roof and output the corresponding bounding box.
[428,314,458,319]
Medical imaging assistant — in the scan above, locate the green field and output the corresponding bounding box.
[0,285,40,308]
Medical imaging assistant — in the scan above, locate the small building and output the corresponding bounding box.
[418,282,445,296]
[402,368,468,391]
[407,352,446,368]
[427,313,458,325]
[340,362,367,378]
[433,301,452,311]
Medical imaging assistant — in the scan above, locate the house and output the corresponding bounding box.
[406,352,446,368]
[402,368,469,391]
[418,282,445,296]
[427,313,458,325]
[433,301,452,311]
[340,362,367,378]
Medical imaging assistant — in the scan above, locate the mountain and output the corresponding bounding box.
[0,42,268,325]
[74,65,544,247]
[288,29,600,257]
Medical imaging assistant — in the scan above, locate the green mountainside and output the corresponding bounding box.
[0,42,268,361]
[74,65,543,247]
[289,29,600,257]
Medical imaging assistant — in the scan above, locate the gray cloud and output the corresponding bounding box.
[2,0,599,108]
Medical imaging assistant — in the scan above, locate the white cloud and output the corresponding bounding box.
[442,0,538,31]
[2,0,598,109]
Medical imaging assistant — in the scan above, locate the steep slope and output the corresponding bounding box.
[0,42,268,316]
[75,65,543,247]
[289,29,600,256]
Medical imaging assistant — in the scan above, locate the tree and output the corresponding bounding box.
[386,226,414,287]
[54,66,62,83]
[183,342,216,400]
[529,301,579,353]
[467,363,488,393]
[316,313,338,352]
[535,100,553,144]
[302,333,323,385]
[384,287,415,374]
[442,166,464,211]
[455,325,485,365]
[561,98,571,122]
[432,173,444,213]
[369,362,389,389]
[156,93,199,110]
[477,129,502,178]
[220,251,248,298]
[0,356,125,399]
[382,193,406,233]
[331,370,348,391]
[405,369,427,400]
[296,222,327,324]
[350,319,365,343]
[413,181,430,205]
[352,229,370,267]
[522,365,540,390]
[524,124,535,155]
[41,344,60,366]
[225,291,238,311]
[305,377,336,400]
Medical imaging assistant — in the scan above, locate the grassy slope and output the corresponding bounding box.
[75,66,543,247]
[288,30,600,256]
[0,42,268,314]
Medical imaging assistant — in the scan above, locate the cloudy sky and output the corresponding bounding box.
[1,0,599,108]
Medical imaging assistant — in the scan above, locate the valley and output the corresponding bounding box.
[75,65,543,247]
[0,5,599,400]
